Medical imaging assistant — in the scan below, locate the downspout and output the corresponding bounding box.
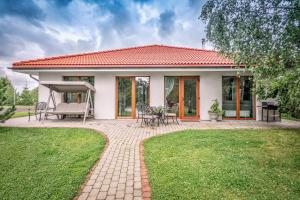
[29,74,39,82]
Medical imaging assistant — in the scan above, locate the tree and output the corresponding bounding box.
[30,87,39,104]
[201,0,300,118]
[18,85,34,106]
[0,78,15,122]
[3,77,15,105]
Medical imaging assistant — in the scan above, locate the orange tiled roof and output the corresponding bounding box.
[12,45,235,69]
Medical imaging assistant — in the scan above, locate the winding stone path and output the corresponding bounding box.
[1,118,300,200]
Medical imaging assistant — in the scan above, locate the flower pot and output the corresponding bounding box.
[208,112,219,122]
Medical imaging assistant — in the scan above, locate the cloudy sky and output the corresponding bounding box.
[0,0,208,92]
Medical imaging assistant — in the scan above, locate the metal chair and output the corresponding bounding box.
[164,103,179,124]
[29,102,47,121]
[142,105,157,126]
[136,102,145,123]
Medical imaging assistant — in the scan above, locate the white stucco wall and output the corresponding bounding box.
[38,71,255,120]
[94,74,116,119]
[199,72,223,120]
[149,74,165,107]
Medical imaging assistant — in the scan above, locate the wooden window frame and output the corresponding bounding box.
[164,76,200,121]
[223,76,256,120]
[115,76,150,119]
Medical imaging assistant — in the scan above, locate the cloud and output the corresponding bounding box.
[0,0,45,23]
[158,10,175,37]
[0,0,209,92]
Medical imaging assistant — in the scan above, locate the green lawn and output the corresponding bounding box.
[11,111,33,118]
[144,129,300,200]
[0,127,105,200]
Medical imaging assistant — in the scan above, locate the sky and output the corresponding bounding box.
[0,0,208,92]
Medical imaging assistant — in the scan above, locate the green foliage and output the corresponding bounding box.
[0,127,105,200]
[2,77,15,105]
[17,85,38,106]
[0,77,15,122]
[144,129,300,200]
[208,99,223,116]
[201,0,300,118]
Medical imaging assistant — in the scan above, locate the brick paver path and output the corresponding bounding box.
[1,118,300,200]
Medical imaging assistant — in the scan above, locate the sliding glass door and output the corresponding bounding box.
[117,77,133,117]
[222,77,237,118]
[240,76,254,118]
[182,77,199,118]
[136,77,150,106]
[222,76,255,119]
[116,76,150,118]
[165,76,199,120]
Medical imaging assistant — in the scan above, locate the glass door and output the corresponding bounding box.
[222,76,255,119]
[180,77,199,119]
[117,77,134,117]
[240,76,254,118]
[222,77,237,118]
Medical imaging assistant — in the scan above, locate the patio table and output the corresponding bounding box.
[151,106,165,126]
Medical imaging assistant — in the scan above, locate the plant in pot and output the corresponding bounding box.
[208,99,223,122]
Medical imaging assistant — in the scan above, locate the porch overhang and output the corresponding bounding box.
[40,81,95,92]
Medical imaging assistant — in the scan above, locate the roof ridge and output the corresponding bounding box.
[155,44,216,52]
[13,44,217,66]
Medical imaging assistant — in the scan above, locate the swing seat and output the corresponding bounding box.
[47,103,87,115]
[41,81,95,124]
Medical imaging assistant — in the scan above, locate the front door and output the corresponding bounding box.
[180,77,200,120]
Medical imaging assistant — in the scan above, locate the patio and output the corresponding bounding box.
[1,117,300,200]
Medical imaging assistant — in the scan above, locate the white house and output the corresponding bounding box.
[12,45,258,121]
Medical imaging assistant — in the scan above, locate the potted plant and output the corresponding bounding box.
[208,99,223,122]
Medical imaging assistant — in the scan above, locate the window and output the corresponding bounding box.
[222,76,254,119]
[164,77,179,107]
[135,77,150,106]
[63,76,94,103]
[222,77,237,118]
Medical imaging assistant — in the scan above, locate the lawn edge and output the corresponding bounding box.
[140,139,152,200]
[73,128,110,200]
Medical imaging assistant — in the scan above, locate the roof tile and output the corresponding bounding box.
[12,44,235,69]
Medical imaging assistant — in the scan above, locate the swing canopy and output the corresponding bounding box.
[40,81,95,93]
[41,81,95,124]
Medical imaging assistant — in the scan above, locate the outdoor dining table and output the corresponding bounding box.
[150,106,165,126]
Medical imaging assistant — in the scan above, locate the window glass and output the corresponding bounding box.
[240,76,253,118]
[63,76,94,103]
[118,77,132,117]
[164,77,179,107]
[222,77,237,118]
[136,77,150,106]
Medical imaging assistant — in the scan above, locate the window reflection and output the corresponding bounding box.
[222,77,237,118]
[136,77,150,106]
[164,77,179,107]
[63,76,94,103]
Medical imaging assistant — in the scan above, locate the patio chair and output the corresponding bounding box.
[164,103,179,124]
[142,105,157,126]
[35,102,47,121]
[136,102,145,123]
[28,102,47,122]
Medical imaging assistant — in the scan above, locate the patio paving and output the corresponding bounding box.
[1,117,300,200]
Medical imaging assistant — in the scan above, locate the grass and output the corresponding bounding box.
[282,113,300,121]
[0,127,105,200]
[144,129,300,200]
[11,111,33,118]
